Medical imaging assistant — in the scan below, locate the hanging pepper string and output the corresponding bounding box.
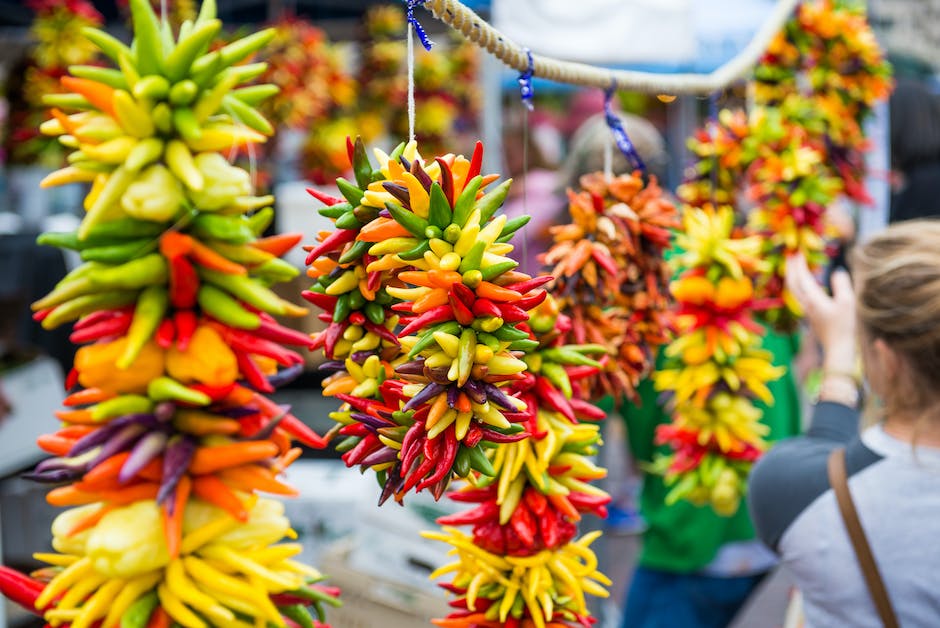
[405,1,433,142]
[604,85,645,172]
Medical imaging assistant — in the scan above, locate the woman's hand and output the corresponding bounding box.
[785,254,857,373]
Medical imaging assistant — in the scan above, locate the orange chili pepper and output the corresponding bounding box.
[65,503,116,538]
[413,288,449,313]
[54,409,95,424]
[188,239,247,275]
[217,464,298,496]
[252,232,303,257]
[547,492,581,522]
[273,447,302,473]
[455,393,472,414]
[398,271,437,288]
[164,476,191,559]
[188,441,279,475]
[147,607,171,628]
[358,217,413,242]
[476,282,522,303]
[63,387,116,407]
[36,434,73,456]
[159,231,194,259]
[191,475,249,522]
[60,77,116,117]
[427,270,463,289]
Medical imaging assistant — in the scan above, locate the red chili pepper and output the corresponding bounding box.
[172,310,197,351]
[323,322,348,358]
[155,318,176,349]
[254,318,316,349]
[450,283,476,309]
[300,290,339,311]
[590,247,620,277]
[169,255,199,309]
[69,311,133,343]
[187,382,235,402]
[32,307,54,323]
[566,365,598,381]
[471,298,501,319]
[398,304,454,337]
[211,323,302,367]
[448,290,475,326]
[343,433,379,466]
[65,367,79,391]
[307,186,346,207]
[391,302,414,313]
[348,311,366,326]
[367,269,382,293]
[478,428,528,444]
[235,350,274,393]
[467,141,483,181]
[523,487,549,516]
[0,566,45,614]
[504,276,553,294]
[304,229,357,265]
[535,377,576,422]
[540,509,561,547]
[514,290,548,311]
[569,397,607,421]
[363,321,399,345]
[417,425,458,490]
[463,424,484,448]
[494,303,529,323]
[402,453,438,494]
[510,502,537,547]
[437,500,499,525]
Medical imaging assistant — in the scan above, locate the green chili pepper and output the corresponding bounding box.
[347,290,365,311]
[280,605,315,628]
[37,231,82,250]
[338,239,370,265]
[204,240,272,265]
[398,239,431,261]
[474,179,512,224]
[408,321,461,357]
[507,339,539,353]
[492,325,529,342]
[352,136,373,189]
[479,260,518,281]
[458,241,486,274]
[427,182,453,228]
[191,213,254,243]
[335,178,364,206]
[80,238,158,264]
[197,284,261,329]
[148,376,211,405]
[452,176,483,227]
[318,204,351,219]
[497,215,532,243]
[332,293,351,323]
[334,211,363,231]
[117,286,168,369]
[352,204,379,224]
[120,590,159,628]
[247,206,274,236]
[86,254,168,291]
[198,267,286,315]
[453,445,471,477]
[364,302,385,326]
[540,362,573,399]
[253,257,299,282]
[468,444,496,477]
[90,395,154,422]
[85,217,168,241]
[385,201,428,238]
[334,435,360,453]
[542,347,604,367]
[42,291,139,330]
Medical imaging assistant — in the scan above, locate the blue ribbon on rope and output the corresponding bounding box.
[604,85,645,172]
[518,48,535,110]
[406,0,434,51]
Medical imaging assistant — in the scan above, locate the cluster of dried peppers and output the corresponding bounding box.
[0,1,341,626]
[304,139,613,626]
[652,206,785,515]
[540,172,679,404]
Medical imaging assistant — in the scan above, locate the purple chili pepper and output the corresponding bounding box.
[424,366,451,385]
[403,382,446,411]
[68,413,156,457]
[250,410,287,441]
[361,447,399,467]
[158,436,196,508]
[381,182,413,209]
[268,364,303,389]
[90,423,148,467]
[22,468,84,484]
[446,385,459,409]
[154,402,175,422]
[350,350,379,364]
[318,360,346,373]
[350,412,392,431]
[395,359,426,375]
[463,379,488,405]
[118,432,168,484]
[484,383,519,411]
[479,428,529,444]
[214,406,259,419]
[399,155,411,171]
[410,159,434,191]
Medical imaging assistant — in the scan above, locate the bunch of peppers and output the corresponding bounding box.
[652,206,786,516]
[676,108,750,211]
[0,2,341,626]
[305,137,545,502]
[539,172,679,404]
[754,0,892,198]
[427,295,612,628]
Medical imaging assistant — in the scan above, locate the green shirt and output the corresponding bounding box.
[601,329,802,573]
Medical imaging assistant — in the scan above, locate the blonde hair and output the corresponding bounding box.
[852,219,940,415]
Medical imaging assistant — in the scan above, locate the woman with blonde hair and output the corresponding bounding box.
[749,220,940,627]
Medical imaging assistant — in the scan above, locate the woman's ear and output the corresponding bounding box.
[872,337,901,390]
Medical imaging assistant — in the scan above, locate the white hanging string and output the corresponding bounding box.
[520,106,530,274]
[407,22,417,142]
[603,136,613,181]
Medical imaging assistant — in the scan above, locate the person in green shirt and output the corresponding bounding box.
[609,330,801,628]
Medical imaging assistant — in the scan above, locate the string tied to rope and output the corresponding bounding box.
[604,84,645,173]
